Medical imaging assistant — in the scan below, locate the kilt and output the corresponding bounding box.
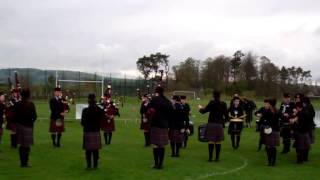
[140,119,151,131]
[228,122,243,135]
[6,121,17,132]
[293,132,311,150]
[16,124,34,147]
[83,132,102,150]
[150,127,169,146]
[49,119,65,133]
[169,129,184,143]
[101,119,115,132]
[206,123,224,142]
[265,131,280,147]
[309,129,315,144]
[259,130,266,145]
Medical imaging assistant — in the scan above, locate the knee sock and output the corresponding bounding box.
[51,134,56,146]
[215,144,221,161]
[57,133,62,147]
[170,142,175,156]
[85,150,92,168]
[108,133,112,144]
[208,144,214,161]
[103,133,108,145]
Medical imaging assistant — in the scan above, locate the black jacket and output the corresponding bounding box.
[228,105,245,119]
[200,100,228,125]
[14,100,37,127]
[140,101,149,119]
[0,103,5,126]
[170,102,185,130]
[295,109,313,133]
[81,104,104,132]
[182,103,190,127]
[279,102,296,124]
[255,107,280,131]
[49,97,64,120]
[149,95,173,129]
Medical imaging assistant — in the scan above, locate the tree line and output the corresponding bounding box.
[137,51,316,97]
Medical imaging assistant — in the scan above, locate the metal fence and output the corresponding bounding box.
[0,68,154,99]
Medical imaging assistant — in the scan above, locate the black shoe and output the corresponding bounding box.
[21,164,31,168]
[208,159,213,162]
[214,159,219,162]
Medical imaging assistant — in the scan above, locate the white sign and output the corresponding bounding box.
[76,104,88,120]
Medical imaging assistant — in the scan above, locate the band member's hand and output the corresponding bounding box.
[284,113,289,117]
[198,105,203,109]
[180,129,185,133]
[186,129,190,135]
[256,113,262,117]
[107,120,111,123]
[60,112,65,116]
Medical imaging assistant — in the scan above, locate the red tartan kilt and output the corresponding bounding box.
[140,121,151,131]
[265,131,280,147]
[206,123,224,142]
[83,132,102,150]
[293,132,311,149]
[150,127,169,146]
[49,119,65,133]
[101,119,115,132]
[6,120,17,132]
[169,129,184,143]
[17,124,34,147]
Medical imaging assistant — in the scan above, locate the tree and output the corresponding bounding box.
[136,52,170,87]
[201,55,230,91]
[172,57,200,90]
[136,56,153,82]
[240,52,258,89]
[230,50,244,84]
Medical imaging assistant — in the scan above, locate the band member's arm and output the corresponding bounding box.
[31,102,37,123]
[199,101,212,114]
[81,109,88,127]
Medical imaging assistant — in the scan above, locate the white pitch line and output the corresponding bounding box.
[191,153,248,180]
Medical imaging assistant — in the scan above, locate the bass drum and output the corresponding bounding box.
[198,123,208,142]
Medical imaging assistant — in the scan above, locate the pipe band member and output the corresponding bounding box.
[258,99,280,166]
[279,93,295,154]
[228,97,246,149]
[199,90,228,162]
[49,87,65,147]
[149,86,173,169]
[181,95,191,148]
[14,89,37,167]
[140,94,151,147]
[292,102,312,164]
[100,93,119,145]
[81,94,104,169]
[6,89,21,148]
[169,95,185,157]
[0,92,5,146]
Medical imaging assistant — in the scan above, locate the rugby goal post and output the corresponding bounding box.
[172,91,196,100]
[55,71,105,120]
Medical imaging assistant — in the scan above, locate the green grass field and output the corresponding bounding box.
[0,97,320,180]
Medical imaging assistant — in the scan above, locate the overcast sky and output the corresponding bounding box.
[1,0,320,79]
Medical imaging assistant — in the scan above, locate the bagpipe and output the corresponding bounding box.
[103,83,120,122]
[4,71,22,130]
